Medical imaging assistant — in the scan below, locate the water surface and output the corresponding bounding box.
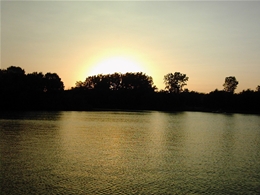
[1,111,260,194]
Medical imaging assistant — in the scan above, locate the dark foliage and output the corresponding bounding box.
[223,76,239,93]
[0,66,64,110]
[71,72,156,110]
[256,85,260,92]
[164,72,189,93]
[0,66,259,114]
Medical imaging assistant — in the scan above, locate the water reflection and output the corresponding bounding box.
[1,111,260,194]
[0,111,63,194]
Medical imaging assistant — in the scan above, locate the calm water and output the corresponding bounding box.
[1,111,260,194]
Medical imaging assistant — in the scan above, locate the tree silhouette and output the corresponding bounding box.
[0,66,26,94]
[121,72,156,92]
[164,72,189,93]
[108,73,121,91]
[44,73,64,92]
[0,66,259,113]
[26,72,45,93]
[256,85,260,92]
[6,66,25,75]
[75,72,156,93]
[223,76,238,93]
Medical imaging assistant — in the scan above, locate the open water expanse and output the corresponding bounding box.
[1,111,260,194]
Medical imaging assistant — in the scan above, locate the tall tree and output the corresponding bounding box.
[164,72,189,93]
[223,76,238,93]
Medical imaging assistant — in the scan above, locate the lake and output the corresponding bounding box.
[1,111,260,194]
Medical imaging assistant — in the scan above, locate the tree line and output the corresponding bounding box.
[0,66,259,114]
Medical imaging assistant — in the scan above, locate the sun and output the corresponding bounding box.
[88,56,145,76]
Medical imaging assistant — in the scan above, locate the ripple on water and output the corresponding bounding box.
[1,111,260,194]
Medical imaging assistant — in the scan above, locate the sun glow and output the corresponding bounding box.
[88,56,146,76]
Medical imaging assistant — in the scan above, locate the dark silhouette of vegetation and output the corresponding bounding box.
[70,72,156,110]
[164,72,189,93]
[0,66,64,110]
[256,85,260,92]
[74,72,156,92]
[0,66,259,114]
[223,76,239,93]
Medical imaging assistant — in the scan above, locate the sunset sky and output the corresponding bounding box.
[1,1,260,92]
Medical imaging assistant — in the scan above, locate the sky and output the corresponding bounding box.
[1,1,260,92]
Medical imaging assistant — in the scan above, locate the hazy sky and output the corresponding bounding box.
[1,1,260,92]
